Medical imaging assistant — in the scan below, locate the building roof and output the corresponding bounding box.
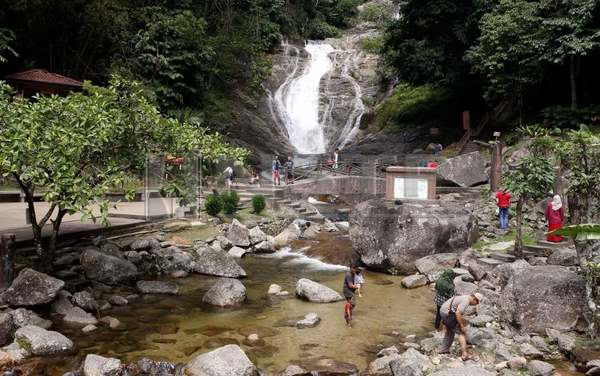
[5,69,83,88]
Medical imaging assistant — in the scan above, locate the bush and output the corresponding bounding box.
[221,190,240,215]
[308,18,340,39]
[252,195,266,214]
[361,36,384,54]
[204,194,223,216]
[359,3,393,25]
[542,105,600,129]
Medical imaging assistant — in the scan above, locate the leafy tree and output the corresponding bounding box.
[504,147,555,257]
[0,28,16,63]
[466,0,544,110]
[539,0,600,108]
[0,77,246,269]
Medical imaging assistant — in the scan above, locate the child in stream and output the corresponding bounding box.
[354,270,365,297]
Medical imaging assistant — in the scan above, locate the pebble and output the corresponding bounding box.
[107,295,128,306]
[82,324,97,333]
[99,316,121,329]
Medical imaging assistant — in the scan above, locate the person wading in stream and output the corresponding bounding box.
[434,269,456,331]
[343,264,360,327]
[439,293,483,361]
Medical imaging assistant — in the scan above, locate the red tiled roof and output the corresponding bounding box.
[5,69,83,87]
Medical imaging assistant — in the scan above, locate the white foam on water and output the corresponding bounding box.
[259,246,348,271]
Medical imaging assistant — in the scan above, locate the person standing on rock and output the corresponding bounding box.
[546,194,565,242]
[439,293,483,361]
[434,269,455,331]
[495,189,511,232]
[272,155,281,186]
[343,264,359,326]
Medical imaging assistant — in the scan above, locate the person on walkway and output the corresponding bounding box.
[342,264,359,327]
[434,269,456,330]
[495,189,511,232]
[439,293,483,360]
[546,194,565,242]
[285,156,294,185]
[272,155,281,186]
[250,167,261,186]
[223,166,234,189]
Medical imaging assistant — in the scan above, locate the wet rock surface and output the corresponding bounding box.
[1,268,64,306]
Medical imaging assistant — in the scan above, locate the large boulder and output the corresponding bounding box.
[436,152,488,187]
[0,313,14,346]
[547,248,578,266]
[185,344,258,376]
[389,348,432,376]
[227,219,251,247]
[489,259,531,288]
[500,265,588,333]
[80,248,138,285]
[83,354,122,376]
[202,278,247,307]
[193,247,247,278]
[350,200,478,274]
[14,325,73,356]
[248,226,267,245]
[1,268,64,306]
[151,246,196,273]
[9,308,52,329]
[295,279,343,303]
[401,275,428,289]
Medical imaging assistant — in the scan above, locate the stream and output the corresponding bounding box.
[42,236,435,375]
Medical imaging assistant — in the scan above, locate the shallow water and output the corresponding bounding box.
[43,247,435,375]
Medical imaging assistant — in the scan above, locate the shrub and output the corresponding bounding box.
[360,3,393,25]
[308,18,340,39]
[252,195,266,214]
[221,190,240,215]
[361,36,384,54]
[204,194,223,216]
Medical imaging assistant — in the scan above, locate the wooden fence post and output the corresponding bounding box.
[0,233,16,291]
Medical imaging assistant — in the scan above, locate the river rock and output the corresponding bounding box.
[215,235,233,251]
[228,246,249,258]
[268,284,283,295]
[350,200,477,274]
[547,248,578,266]
[415,253,459,277]
[9,308,52,329]
[389,348,431,376]
[227,219,251,247]
[401,275,428,289]
[500,265,588,333]
[436,151,488,187]
[490,259,531,288]
[0,313,14,346]
[296,313,320,329]
[255,237,276,253]
[202,278,247,307]
[280,365,311,376]
[80,248,138,285]
[249,226,267,244]
[273,227,300,249]
[367,353,401,375]
[14,325,73,356]
[295,279,343,303]
[508,357,527,370]
[470,315,494,327]
[136,280,179,295]
[527,360,555,376]
[151,246,196,273]
[193,246,247,278]
[51,295,98,326]
[186,344,258,376]
[71,291,99,312]
[520,343,543,359]
[429,365,495,376]
[130,236,161,251]
[1,268,64,306]
[83,354,122,376]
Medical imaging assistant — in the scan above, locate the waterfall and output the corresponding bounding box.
[272,42,334,154]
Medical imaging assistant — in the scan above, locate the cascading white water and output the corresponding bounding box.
[273,42,334,154]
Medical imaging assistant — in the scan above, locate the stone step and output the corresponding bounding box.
[537,240,570,249]
[489,253,516,263]
[523,244,554,257]
[477,257,505,267]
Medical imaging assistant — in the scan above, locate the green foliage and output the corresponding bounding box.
[373,84,451,131]
[360,3,394,25]
[361,36,385,54]
[553,224,600,241]
[204,194,223,217]
[308,18,340,39]
[504,156,555,202]
[543,106,600,129]
[0,28,16,63]
[466,0,544,101]
[222,190,240,215]
[252,195,267,214]
[0,77,246,261]
[160,178,195,207]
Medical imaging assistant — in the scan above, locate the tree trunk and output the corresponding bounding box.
[570,55,578,109]
[43,209,67,272]
[514,198,524,258]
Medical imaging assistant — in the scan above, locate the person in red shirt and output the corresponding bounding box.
[546,195,565,242]
[495,190,511,231]
[426,161,439,168]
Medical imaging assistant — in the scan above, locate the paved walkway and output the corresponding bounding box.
[0,198,179,243]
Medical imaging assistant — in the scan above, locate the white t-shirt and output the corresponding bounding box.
[440,295,471,316]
